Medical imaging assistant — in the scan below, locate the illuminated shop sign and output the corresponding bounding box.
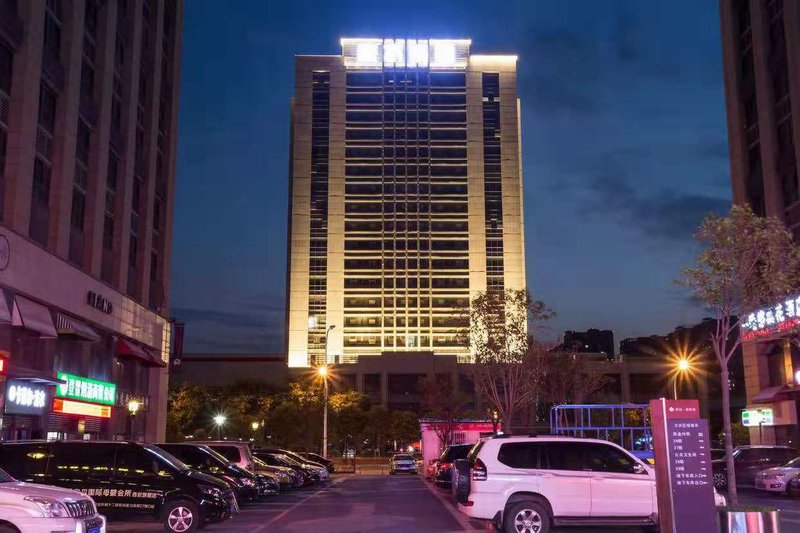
[341,38,471,69]
[741,295,800,341]
[4,380,48,415]
[56,372,116,406]
[742,408,773,427]
[52,398,112,418]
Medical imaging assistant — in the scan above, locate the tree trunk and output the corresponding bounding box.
[721,366,738,506]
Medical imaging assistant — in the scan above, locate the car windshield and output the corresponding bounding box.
[393,455,413,461]
[200,446,232,466]
[783,457,800,468]
[143,444,190,472]
[277,454,303,466]
[0,468,14,483]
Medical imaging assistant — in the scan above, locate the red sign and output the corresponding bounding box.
[52,398,112,418]
[420,421,494,432]
[0,358,5,373]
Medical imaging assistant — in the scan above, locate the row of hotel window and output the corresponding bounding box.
[345,203,467,215]
[345,240,469,252]
[346,111,467,122]
[344,221,468,232]
[346,129,466,141]
[342,316,469,327]
[346,94,466,105]
[345,165,468,176]
[346,72,467,87]
[344,278,469,289]
[343,336,464,348]
[346,184,468,194]
[346,147,467,158]
[343,297,469,308]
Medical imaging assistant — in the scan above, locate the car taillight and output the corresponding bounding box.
[440,462,452,471]
[471,459,487,481]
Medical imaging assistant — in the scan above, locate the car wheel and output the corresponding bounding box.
[454,460,471,504]
[0,523,19,533]
[504,500,551,533]
[713,472,728,490]
[163,499,200,533]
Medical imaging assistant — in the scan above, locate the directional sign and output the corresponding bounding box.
[742,408,773,427]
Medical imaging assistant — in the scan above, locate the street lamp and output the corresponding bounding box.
[127,399,140,440]
[673,358,692,399]
[317,363,330,459]
[213,414,226,439]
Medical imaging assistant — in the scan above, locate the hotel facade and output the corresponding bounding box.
[0,0,182,441]
[286,38,526,400]
[719,0,800,444]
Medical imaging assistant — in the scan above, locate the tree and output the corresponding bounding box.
[390,411,420,449]
[541,351,607,427]
[680,205,800,505]
[166,383,219,441]
[419,374,467,447]
[466,289,551,433]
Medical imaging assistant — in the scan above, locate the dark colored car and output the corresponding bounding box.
[252,451,319,485]
[712,445,798,489]
[0,441,237,533]
[259,447,329,474]
[298,452,335,473]
[435,444,472,486]
[157,443,274,502]
[788,472,800,496]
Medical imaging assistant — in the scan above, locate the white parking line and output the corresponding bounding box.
[248,476,352,533]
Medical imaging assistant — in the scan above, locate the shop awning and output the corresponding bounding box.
[751,384,800,403]
[0,288,11,323]
[55,313,99,341]
[6,366,66,385]
[11,296,57,338]
[117,338,166,367]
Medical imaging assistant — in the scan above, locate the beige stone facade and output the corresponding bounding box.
[286,40,526,368]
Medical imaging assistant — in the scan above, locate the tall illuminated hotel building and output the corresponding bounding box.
[286,39,526,374]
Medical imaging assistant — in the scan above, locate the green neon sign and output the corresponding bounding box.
[56,372,116,406]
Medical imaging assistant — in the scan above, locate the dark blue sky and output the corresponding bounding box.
[170,0,730,353]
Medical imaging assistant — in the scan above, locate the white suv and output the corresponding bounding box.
[456,436,657,532]
[0,467,105,533]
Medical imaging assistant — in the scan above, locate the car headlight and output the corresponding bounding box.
[24,497,69,518]
[199,485,224,498]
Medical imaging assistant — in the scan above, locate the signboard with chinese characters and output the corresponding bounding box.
[56,372,116,406]
[341,38,471,69]
[4,380,48,415]
[666,418,716,532]
[741,294,800,341]
[650,399,716,533]
[742,408,773,427]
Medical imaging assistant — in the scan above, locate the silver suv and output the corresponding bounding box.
[455,435,658,533]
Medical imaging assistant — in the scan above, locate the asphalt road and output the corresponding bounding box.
[107,474,663,532]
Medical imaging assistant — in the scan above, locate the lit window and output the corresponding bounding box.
[383,39,404,67]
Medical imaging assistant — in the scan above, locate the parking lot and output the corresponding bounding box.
[106,473,675,532]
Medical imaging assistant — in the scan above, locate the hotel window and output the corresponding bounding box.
[44,0,62,57]
[38,83,57,134]
[30,159,51,246]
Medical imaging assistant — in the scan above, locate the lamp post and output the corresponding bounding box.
[127,399,140,440]
[324,324,335,365]
[317,365,330,458]
[673,358,692,399]
[213,414,226,440]
[251,421,260,442]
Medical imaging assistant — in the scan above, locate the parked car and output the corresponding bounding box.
[435,444,472,486]
[255,448,329,482]
[712,445,798,489]
[0,465,106,533]
[298,452,335,473]
[788,472,800,496]
[157,443,275,501]
[195,441,295,489]
[0,441,236,533]
[253,452,317,485]
[389,454,417,475]
[455,435,658,532]
[754,456,800,494]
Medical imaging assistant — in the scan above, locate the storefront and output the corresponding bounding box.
[740,294,800,446]
[0,230,171,442]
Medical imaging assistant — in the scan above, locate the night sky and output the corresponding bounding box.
[170,0,731,354]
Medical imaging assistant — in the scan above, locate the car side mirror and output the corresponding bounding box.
[633,463,646,475]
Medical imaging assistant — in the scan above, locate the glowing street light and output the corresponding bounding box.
[127,399,141,440]
[251,421,260,432]
[213,414,226,439]
[673,357,694,400]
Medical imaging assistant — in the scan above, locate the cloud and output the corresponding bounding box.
[171,297,285,354]
[584,171,729,242]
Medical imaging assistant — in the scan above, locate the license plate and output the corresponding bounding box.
[88,528,101,533]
